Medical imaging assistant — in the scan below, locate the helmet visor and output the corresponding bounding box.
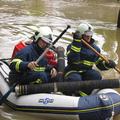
[84,31,93,36]
[41,36,52,44]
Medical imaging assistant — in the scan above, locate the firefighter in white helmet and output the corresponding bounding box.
[64,22,116,95]
[9,26,57,85]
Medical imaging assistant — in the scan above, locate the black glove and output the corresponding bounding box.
[105,60,116,68]
[73,31,82,39]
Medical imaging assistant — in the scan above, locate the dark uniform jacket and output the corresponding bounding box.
[9,43,52,84]
[64,38,109,74]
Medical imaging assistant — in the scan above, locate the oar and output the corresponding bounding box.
[81,39,120,74]
[0,25,70,105]
[36,25,71,63]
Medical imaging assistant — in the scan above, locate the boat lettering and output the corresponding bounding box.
[99,94,109,101]
[38,98,54,104]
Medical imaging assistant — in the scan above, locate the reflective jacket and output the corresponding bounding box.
[64,38,109,74]
[10,43,51,73]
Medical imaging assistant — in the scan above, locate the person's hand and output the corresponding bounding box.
[105,60,116,68]
[50,68,57,78]
[73,31,82,39]
[27,61,39,70]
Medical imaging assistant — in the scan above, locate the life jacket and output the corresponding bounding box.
[11,41,26,59]
[11,40,57,67]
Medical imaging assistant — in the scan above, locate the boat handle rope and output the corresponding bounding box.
[108,95,115,120]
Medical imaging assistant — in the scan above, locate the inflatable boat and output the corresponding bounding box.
[0,60,120,120]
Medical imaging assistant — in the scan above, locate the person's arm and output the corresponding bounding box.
[67,32,82,64]
[10,51,29,72]
[96,59,116,70]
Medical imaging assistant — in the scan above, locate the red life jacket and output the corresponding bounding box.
[11,41,26,59]
[11,40,57,67]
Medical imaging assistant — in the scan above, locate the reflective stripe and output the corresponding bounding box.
[74,39,81,42]
[64,70,83,78]
[95,58,102,65]
[31,78,42,84]
[33,67,45,72]
[82,60,94,66]
[79,91,88,96]
[71,45,81,52]
[66,50,70,55]
[16,61,22,72]
[11,59,22,72]
[11,59,22,63]
[74,60,95,66]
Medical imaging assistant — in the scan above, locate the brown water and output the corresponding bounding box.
[0,0,120,120]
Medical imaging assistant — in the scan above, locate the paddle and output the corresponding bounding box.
[81,39,120,74]
[0,25,70,105]
[36,25,71,63]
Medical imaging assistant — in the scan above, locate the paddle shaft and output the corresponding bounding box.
[81,39,120,74]
[36,25,71,63]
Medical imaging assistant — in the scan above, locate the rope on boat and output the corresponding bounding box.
[109,95,115,120]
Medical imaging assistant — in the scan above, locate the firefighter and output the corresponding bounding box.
[9,26,57,85]
[64,23,116,94]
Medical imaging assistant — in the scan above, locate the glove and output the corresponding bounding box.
[73,31,82,39]
[105,60,116,68]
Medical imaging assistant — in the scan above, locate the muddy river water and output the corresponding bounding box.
[0,0,120,120]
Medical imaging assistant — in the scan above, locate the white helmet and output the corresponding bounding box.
[34,26,53,44]
[77,22,94,36]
